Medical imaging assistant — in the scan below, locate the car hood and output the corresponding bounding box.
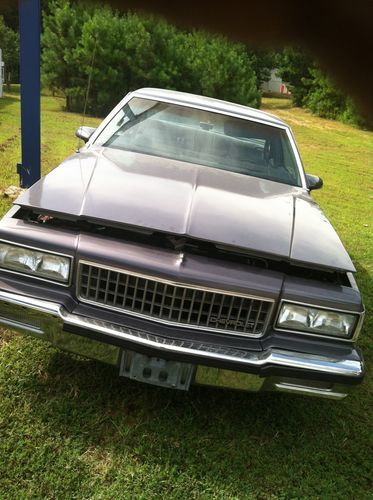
[15,147,355,272]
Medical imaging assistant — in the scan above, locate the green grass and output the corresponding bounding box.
[0,92,372,499]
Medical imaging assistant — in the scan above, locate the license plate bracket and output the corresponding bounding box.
[119,350,195,390]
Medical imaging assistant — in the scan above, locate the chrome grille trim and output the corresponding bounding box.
[76,260,274,337]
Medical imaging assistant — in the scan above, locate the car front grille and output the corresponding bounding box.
[77,262,273,336]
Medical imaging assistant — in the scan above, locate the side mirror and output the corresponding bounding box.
[306,174,323,191]
[75,126,97,143]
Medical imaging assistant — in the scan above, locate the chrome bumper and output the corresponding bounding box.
[0,290,364,399]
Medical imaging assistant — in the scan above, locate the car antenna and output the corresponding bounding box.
[76,37,97,152]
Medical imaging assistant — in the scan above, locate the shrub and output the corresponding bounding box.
[276,47,371,129]
[304,67,371,128]
[41,1,261,115]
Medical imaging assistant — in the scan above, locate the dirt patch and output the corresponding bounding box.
[0,134,18,153]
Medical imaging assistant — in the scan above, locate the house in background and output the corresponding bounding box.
[261,69,290,96]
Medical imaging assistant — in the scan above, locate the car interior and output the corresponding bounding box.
[103,101,301,186]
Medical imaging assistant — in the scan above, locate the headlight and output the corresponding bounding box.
[0,242,71,283]
[277,302,358,339]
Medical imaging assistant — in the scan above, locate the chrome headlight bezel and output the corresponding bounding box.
[0,240,72,286]
[275,300,364,342]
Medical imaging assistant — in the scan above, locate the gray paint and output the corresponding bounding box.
[0,216,361,315]
[292,195,354,271]
[16,146,355,272]
[77,233,283,300]
[0,215,78,258]
[281,276,363,313]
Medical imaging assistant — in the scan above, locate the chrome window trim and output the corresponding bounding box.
[274,299,365,342]
[0,238,73,287]
[76,259,275,338]
[286,128,307,188]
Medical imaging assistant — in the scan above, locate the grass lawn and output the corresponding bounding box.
[0,91,372,499]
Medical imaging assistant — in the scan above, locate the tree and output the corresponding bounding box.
[41,0,94,104]
[275,47,315,106]
[304,67,371,128]
[172,31,260,107]
[275,46,370,128]
[41,2,261,114]
[0,15,19,87]
[247,48,276,89]
[0,6,18,32]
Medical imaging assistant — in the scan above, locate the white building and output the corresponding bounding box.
[261,69,290,95]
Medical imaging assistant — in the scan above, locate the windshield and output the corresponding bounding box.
[97,97,302,187]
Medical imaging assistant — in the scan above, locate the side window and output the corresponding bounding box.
[95,98,159,145]
[95,108,130,145]
[128,97,158,116]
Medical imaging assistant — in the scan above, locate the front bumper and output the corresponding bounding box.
[0,290,365,399]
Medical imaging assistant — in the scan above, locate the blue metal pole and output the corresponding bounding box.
[17,0,41,188]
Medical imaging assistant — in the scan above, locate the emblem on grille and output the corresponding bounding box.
[209,316,254,328]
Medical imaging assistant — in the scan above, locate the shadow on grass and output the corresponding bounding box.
[1,327,369,498]
[18,347,362,484]
[0,93,20,111]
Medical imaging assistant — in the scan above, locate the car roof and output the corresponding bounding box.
[132,87,288,128]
